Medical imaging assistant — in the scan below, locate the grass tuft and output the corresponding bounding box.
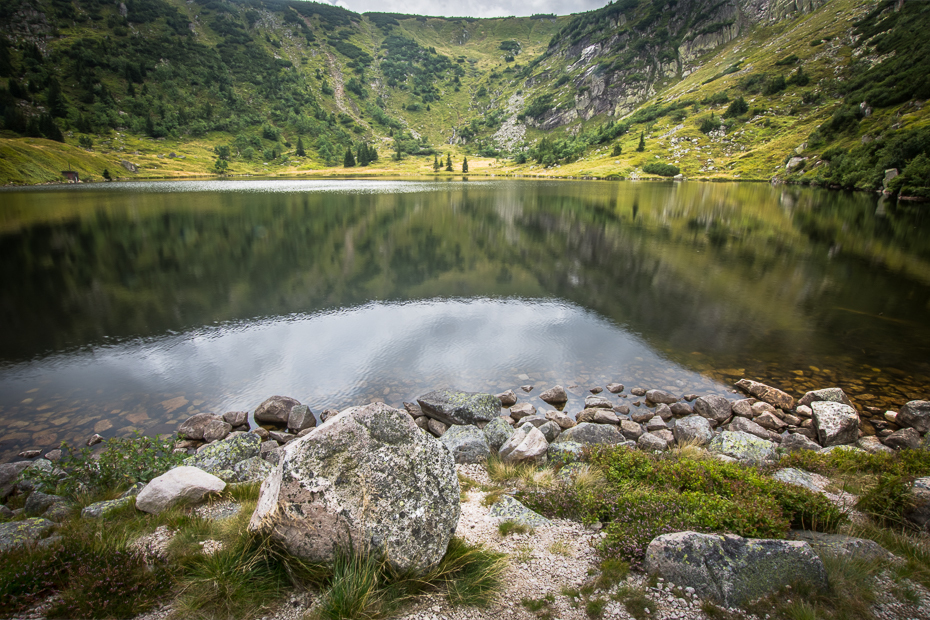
[498,519,533,536]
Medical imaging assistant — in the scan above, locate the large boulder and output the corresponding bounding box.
[178,413,223,440]
[440,425,491,464]
[539,385,569,405]
[812,401,859,447]
[135,466,226,514]
[255,396,301,426]
[554,422,624,446]
[499,423,548,465]
[708,431,776,463]
[416,389,499,426]
[248,403,459,572]
[672,415,713,446]
[694,395,732,427]
[183,432,262,475]
[483,417,514,452]
[883,427,921,451]
[897,400,930,434]
[0,518,55,552]
[645,531,827,607]
[797,388,854,410]
[734,379,795,411]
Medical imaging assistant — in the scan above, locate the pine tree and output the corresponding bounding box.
[357,143,366,166]
[636,131,645,152]
[344,146,356,167]
[433,155,440,172]
[462,156,468,173]
[296,137,306,157]
[445,153,453,171]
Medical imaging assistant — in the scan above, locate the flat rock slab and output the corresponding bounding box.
[183,432,262,475]
[135,466,226,514]
[772,468,829,494]
[82,496,135,519]
[735,379,795,411]
[708,431,776,463]
[417,389,500,426]
[488,495,551,527]
[798,388,854,410]
[554,422,624,445]
[0,518,55,552]
[789,531,894,563]
[645,531,827,608]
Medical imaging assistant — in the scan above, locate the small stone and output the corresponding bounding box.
[638,432,669,451]
[539,385,568,405]
[178,413,224,440]
[606,383,624,393]
[427,418,449,437]
[755,411,787,431]
[669,402,692,417]
[646,389,678,405]
[320,409,340,422]
[619,420,644,440]
[590,387,603,394]
[735,379,795,410]
[496,390,517,407]
[403,402,422,417]
[223,411,249,427]
[287,405,316,432]
[43,449,62,462]
[584,395,613,409]
[521,385,534,392]
[545,410,576,430]
[86,433,104,446]
[18,449,41,459]
[631,388,647,397]
[731,399,755,418]
[510,402,537,420]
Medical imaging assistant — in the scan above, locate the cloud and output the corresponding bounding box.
[324,0,608,19]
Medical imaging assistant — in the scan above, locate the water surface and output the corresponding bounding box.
[1,179,928,460]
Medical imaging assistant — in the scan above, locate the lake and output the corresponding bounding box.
[1,178,928,461]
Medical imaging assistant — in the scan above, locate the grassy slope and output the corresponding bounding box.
[1,0,925,186]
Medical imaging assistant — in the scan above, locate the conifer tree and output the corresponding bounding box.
[445,153,453,171]
[344,146,356,167]
[433,154,440,172]
[296,137,306,157]
[636,131,645,152]
[462,156,468,173]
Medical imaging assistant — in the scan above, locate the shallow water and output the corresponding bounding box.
[1,179,928,460]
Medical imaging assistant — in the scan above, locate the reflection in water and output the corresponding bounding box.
[0,179,928,460]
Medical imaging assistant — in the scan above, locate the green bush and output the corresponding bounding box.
[856,474,915,527]
[723,96,748,118]
[642,162,680,177]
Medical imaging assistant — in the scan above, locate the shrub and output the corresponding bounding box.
[723,96,748,118]
[642,162,680,177]
[699,115,718,134]
[763,74,787,95]
[856,474,915,527]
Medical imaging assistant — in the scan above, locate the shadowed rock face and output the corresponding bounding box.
[248,402,460,573]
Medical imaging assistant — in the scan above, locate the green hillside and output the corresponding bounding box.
[0,0,927,197]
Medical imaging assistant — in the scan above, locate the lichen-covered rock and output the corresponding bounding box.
[82,496,134,519]
[231,456,274,482]
[554,422,623,445]
[500,424,548,465]
[797,388,854,410]
[694,395,732,426]
[812,401,859,447]
[440,425,491,464]
[255,396,301,426]
[884,427,921,451]
[735,379,795,411]
[483,417,514,452]
[708,431,776,463]
[780,433,822,452]
[248,402,459,573]
[547,441,585,465]
[135,466,226,514]
[673,415,713,446]
[0,518,55,552]
[488,495,551,527]
[898,400,930,434]
[417,389,499,426]
[183,432,262,475]
[24,491,65,517]
[789,531,894,562]
[645,389,678,405]
[772,468,826,494]
[496,390,517,407]
[539,385,568,405]
[645,531,827,607]
[178,413,223,440]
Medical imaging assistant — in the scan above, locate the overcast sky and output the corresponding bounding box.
[324,0,610,19]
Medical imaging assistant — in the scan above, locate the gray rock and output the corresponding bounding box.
[653,429,676,444]
[731,399,755,418]
[790,531,894,562]
[644,416,668,432]
[898,401,930,434]
[548,441,585,465]
[500,424,548,465]
[631,387,646,397]
[645,389,678,405]
[86,433,104,446]
[414,416,431,432]
[82,496,135,519]
[734,379,795,410]
[772,468,824,493]
[884,427,921,451]
[483,417,515,452]
[590,387,602,394]
[694,395,732,426]
[223,411,249,427]
[668,402,690,417]
[417,389,500,426]
[619,420,644,440]
[0,461,30,499]
[510,402,537,420]
[488,495,551,527]
[727,416,770,440]
[613,404,631,415]
[202,420,233,443]
[260,440,279,460]
[427,418,449,437]
[135,466,226,514]
[545,410,576,430]
[517,415,549,428]
[183,432,262,475]
[248,402,459,572]
[780,433,822,452]
[269,430,296,444]
[288,405,316,432]
[404,402,422,417]
[320,409,339,422]
[584,395,613,409]
[539,385,568,405]
[797,388,854,410]
[24,491,64,517]
[645,531,827,607]
[231,456,274,483]
[19,449,40,459]
[555,422,624,445]
[857,436,894,454]
[521,385,534,393]
[606,383,624,393]
[440,425,491,464]
[0,505,13,518]
[637,432,668,451]
[905,477,930,532]
[812,401,860,447]
[497,390,517,407]
[673,415,713,446]
[631,409,654,423]
[755,411,787,431]
[44,449,62,462]
[255,395,301,426]
[0,518,55,552]
[178,413,223,440]
[708,431,776,463]
[538,421,561,443]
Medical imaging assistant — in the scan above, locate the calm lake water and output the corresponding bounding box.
[1,178,928,461]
